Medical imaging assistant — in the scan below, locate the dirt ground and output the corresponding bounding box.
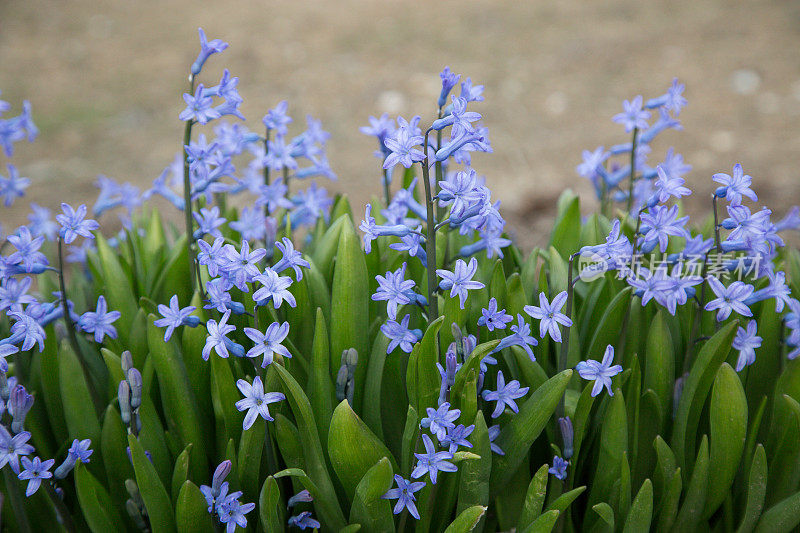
[1,0,799,249]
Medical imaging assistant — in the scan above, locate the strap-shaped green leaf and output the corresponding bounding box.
[588,390,627,511]
[58,340,100,444]
[547,485,586,514]
[171,444,192,507]
[456,411,491,528]
[672,435,709,531]
[175,480,214,533]
[274,363,346,528]
[644,311,675,418]
[329,216,370,409]
[128,433,176,533]
[755,489,800,533]
[518,464,550,530]
[308,307,335,449]
[349,457,394,532]
[705,363,747,517]
[521,509,560,533]
[408,316,444,414]
[671,322,737,468]
[74,464,125,533]
[329,400,397,501]
[737,444,767,533]
[147,314,207,481]
[490,369,572,491]
[655,469,682,533]
[238,416,266,501]
[622,479,652,533]
[549,190,581,259]
[259,476,285,533]
[444,505,488,533]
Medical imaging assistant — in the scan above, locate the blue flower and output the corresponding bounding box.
[0,165,29,207]
[646,78,687,116]
[549,456,569,480]
[382,475,426,519]
[230,207,268,242]
[733,320,761,372]
[440,424,475,453]
[263,135,298,171]
[18,456,54,497]
[373,263,417,320]
[638,205,690,253]
[56,203,99,244]
[380,314,422,354]
[287,490,313,508]
[253,268,296,309]
[383,119,425,170]
[493,314,538,361]
[54,438,93,478]
[155,295,198,342]
[459,77,484,103]
[576,345,623,397]
[653,165,691,204]
[179,84,221,125]
[431,96,482,137]
[234,376,285,430]
[576,146,610,180]
[421,402,461,441]
[437,257,485,310]
[713,164,757,204]
[613,95,650,132]
[262,101,293,136]
[7,311,45,352]
[0,277,37,311]
[256,177,293,214]
[488,425,504,455]
[192,206,226,239]
[438,67,461,108]
[191,28,229,76]
[524,291,572,343]
[78,295,121,343]
[0,427,33,474]
[218,498,255,533]
[359,204,415,254]
[481,370,529,418]
[412,434,457,484]
[360,113,395,157]
[273,237,310,281]
[705,277,754,322]
[244,322,292,367]
[437,169,484,218]
[288,511,321,530]
[221,241,267,292]
[203,310,237,360]
[478,298,512,331]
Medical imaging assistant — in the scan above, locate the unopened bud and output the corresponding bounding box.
[118,380,131,425]
[127,368,143,410]
[120,351,133,373]
[558,416,574,460]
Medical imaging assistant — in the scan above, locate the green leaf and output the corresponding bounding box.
[147,314,207,481]
[622,479,653,533]
[705,363,747,517]
[74,464,125,533]
[655,469,682,533]
[588,390,628,514]
[408,316,445,414]
[210,355,244,450]
[401,405,419,476]
[259,477,285,533]
[490,370,572,491]
[328,400,397,501]
[128,433,176,533]
[457,412,491,527]
[521,509,560,533]
[737,444,768,533]
[329,216,370,411]
[58,340,100,444]
[755,490,800,533]
[171,444,192,507]
[100,405,134,506]
[672,435,709,532]
[308,307,335,450]
[593,502,615,529]
[671,322,737,468]
[95,233,139,342]
[238,416,266,501]
[549,190,581,258]
[444,505,488,533]
[274,364,346,529]
[644,311,675,418]
[349,457,395,532]
[518,464,550,530]
[547,486,587,514]
[175,481,215,533]
[586,287,632,358]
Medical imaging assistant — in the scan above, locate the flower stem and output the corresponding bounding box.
[625,127,639,214]
[3,467,31,533]
[182,76,197,293]
[420,130,439,324]
[712,193,722,250]
[382,168,391,207]
[44,481,75,532]
[58,238,103,416]
[557,253,578,418]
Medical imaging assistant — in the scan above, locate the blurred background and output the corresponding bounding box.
[2,0,799,247]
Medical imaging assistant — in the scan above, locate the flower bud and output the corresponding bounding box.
[127,368,143,410]
[10,384,34,433]
[120,350,133,373]
[558,416,574,460]
[118,380,131,425]
[288,489,313,507]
